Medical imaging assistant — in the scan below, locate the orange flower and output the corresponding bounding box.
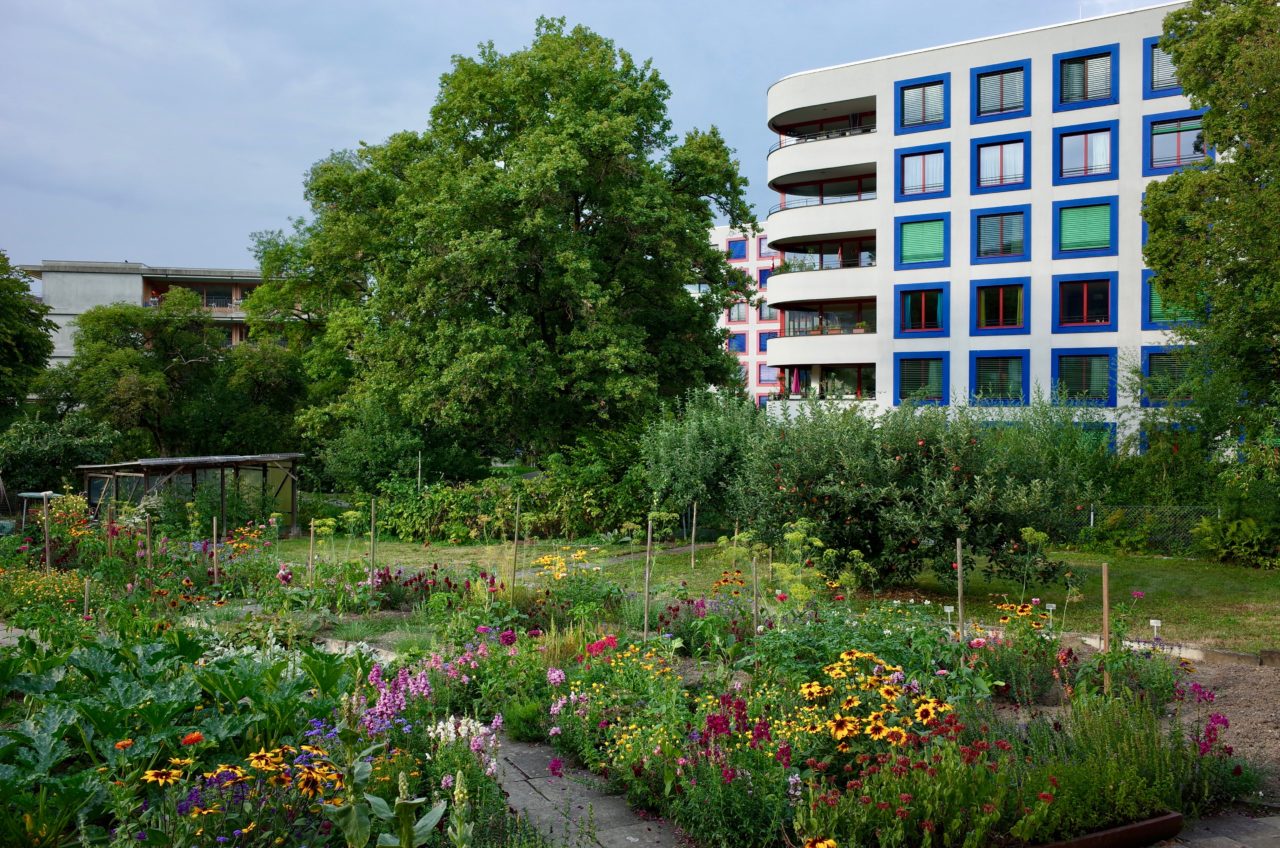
[114,739,134,750]
[180,731,205,746]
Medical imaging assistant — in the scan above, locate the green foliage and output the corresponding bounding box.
[1192,515,1278,568]
[0,250,55,417]
[0,411,117,493]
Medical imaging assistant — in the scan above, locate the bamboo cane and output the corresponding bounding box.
[642,517,653,642]
[42,493,51,573]
[212,516,219,586]
[956,537,965,642]
[690,501,698,571]
[1102,561,1112,695]
[308,519,316,589]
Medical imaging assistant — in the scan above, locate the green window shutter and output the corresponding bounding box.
[1148,285,1195,323]
[900,358,943,400]
[1152,117,1202,136]
[977,213,1024,257]
[976,357,1023,400]
[1059,204,1111,252]
[900,220,944,264]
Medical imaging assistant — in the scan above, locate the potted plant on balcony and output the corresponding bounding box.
[849,321,868,335]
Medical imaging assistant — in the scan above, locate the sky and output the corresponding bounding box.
[2,0,1167,275]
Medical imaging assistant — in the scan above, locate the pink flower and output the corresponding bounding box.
[499,629,516,646]
[548,758,564,778]
[968,637,987,649]
[775,591,788,602]
[1031,598,1041,605]
[547,667,566,686]
[1131,590,1145,599]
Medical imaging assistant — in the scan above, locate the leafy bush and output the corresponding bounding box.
[0,412,117,495]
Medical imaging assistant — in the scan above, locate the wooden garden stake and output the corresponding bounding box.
[368,497,377,591]
[511,493,521,603]
[1102,561,1112,694]
[733,519,739,565]
[955,538,965,641]
[83,577,90,618]
[642,516,653,643]
[42,492,51,572]
[145,515,152,570]
[212,516,220,586]
[308,519,316,588]
[751,555,760,637]
[690,501,698,571]
[106,502,114,559]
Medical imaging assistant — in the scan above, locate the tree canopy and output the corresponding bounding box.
[0,250,55,419]
[1144,0,1280,432]
[251,18,755,475]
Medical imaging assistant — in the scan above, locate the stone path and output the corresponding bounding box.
[496,736,683,848]
[1160,812,1280,847]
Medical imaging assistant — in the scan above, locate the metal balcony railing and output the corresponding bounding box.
[774,256,875,274]
[768,192,876,216]
[769,124,876,154]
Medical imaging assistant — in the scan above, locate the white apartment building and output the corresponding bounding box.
[763,1,1198,434]
[20,261,261,364]
[710,224,781,407]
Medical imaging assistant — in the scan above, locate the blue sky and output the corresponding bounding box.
[3,0,1164,271]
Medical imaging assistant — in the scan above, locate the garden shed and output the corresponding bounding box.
[77,453,303,536]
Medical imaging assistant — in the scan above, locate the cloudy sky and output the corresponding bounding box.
[3,0,1164,272]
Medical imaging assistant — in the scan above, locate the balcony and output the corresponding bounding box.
[768,129,879,189]
[767,330,879,367]
[767,264,876,308]
[767,198,879,245]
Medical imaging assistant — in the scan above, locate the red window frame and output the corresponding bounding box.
[776,175,877,208]
[727,301,749,324]
[977,140,1023,187]
[900,290,942,333]
[901,150,945,195]
[976,284,1023,329]
[1059,129,1110,178]
[725,237,749,262]
[1058,279,1110,326]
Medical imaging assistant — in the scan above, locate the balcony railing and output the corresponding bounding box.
[769,390,877,401]
[774,256,875,274]
[769,123,877,154]
[783,324,876,337]
[768,192,876,216]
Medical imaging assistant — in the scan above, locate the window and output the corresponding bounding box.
[898,147,948,199]
[1054,350,1115,405]
[785,300,876,336]
[895,73,950,134]
[728,302,748,322]
[976,67,1025,117]
[1144,349,1190,404]
[1148,115,1204,171]
[1144,36,1181,98]
[758,268,773,289]
[823,365,876,399]
[759,364,780,385]
[737,363,749,384]
[973,281,1026,333]
[726,238,748,261]
[782,238,875,271]
[977,140,1024,188]
[1054,273,1117,332]
[971,352,1028,405]
[901,82,944,127]
[757,395,768,410]
[1053,198,1117,259]
[895,214,950,270]
[895,353,948,405]
[1055,123,1116,183]
[900,289,942,333]
[758,332,777,353]
[758,237,777,258]
[777,175,877,209]
[1057,47,1116,108]
[973,208,1028,262]
[727,333,747,353]
[1143,272,1196,329]
[759,302,778,321]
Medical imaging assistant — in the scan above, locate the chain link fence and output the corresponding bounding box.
[1055,504,1216,555]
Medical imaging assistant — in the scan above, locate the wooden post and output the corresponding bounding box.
[308,519,316,589]
[368,497,377,592]
[42,492,51,572]
[145,515,152,570]
[642,517,653,642]
[83,577,90,618]
[511,493,521,603]
[751,555,760,637]
[417,452,422,491]
[1102,561,1111,694]
[732,518,739,567]
[212,516,219,586]
[690,501,698,571]
[955,537,965,642]
[106,502,115,559]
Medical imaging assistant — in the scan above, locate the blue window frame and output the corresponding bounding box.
[1051,346,1117,407]
[758,268,773,288]
[971,131,1031,195]
[757,395,768,410]
[1052,196,1119,260]
[971,204,1031,265]
[894,142,951,202]
[970,277,1030,337]
[1141,270,1197,330]
[758,332,777,353]
[1142,108,1209,177]
[893,351,950,406]
[1053,44,1119,112]
[969,349,1030,406]
[726,238,748,261]
[1052,271,1118,334]
[1143,35,1182,99]
[1053,120,1118,185]
[1141,345,1190,407]
[727,333,747,353]
[970,59,1031,124]
[894,73,950,135]
[894,282,949,340]
[894,212,950,271]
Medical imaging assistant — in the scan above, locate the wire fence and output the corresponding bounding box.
[1055,503,1216,555]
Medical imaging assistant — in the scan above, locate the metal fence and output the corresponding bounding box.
[1056,504,1215,555]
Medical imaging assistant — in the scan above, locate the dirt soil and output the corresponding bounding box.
[1189,660,1280,804]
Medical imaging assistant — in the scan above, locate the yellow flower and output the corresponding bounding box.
[169,757,194,767]
[142,768,182,787]
[247,748,282,771]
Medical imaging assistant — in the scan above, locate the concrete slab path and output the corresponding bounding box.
[1160,812,1280,847]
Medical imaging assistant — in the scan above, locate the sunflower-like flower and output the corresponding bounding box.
[142,768,182,787]
[247,748,282,771]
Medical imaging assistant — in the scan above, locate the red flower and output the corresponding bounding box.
[180,731,204,746]
[1038,792,1055,804]
[548,758,565,778]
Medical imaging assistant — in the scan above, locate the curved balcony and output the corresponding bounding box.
[767,265,878,309]
[767,331,880,367]
[768,130,878,190]
[766,198,879,246]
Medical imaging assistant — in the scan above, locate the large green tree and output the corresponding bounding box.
[1143,0,1280,434]
[0,250,55,418]
[252,18,755,467]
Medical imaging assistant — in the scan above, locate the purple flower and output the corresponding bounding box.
[546,667,566,686]
[1132,590,1146,599]
[499,629,517,646]
[441,774,454,789]
[549,757,565,778]
[476,625,492,634]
